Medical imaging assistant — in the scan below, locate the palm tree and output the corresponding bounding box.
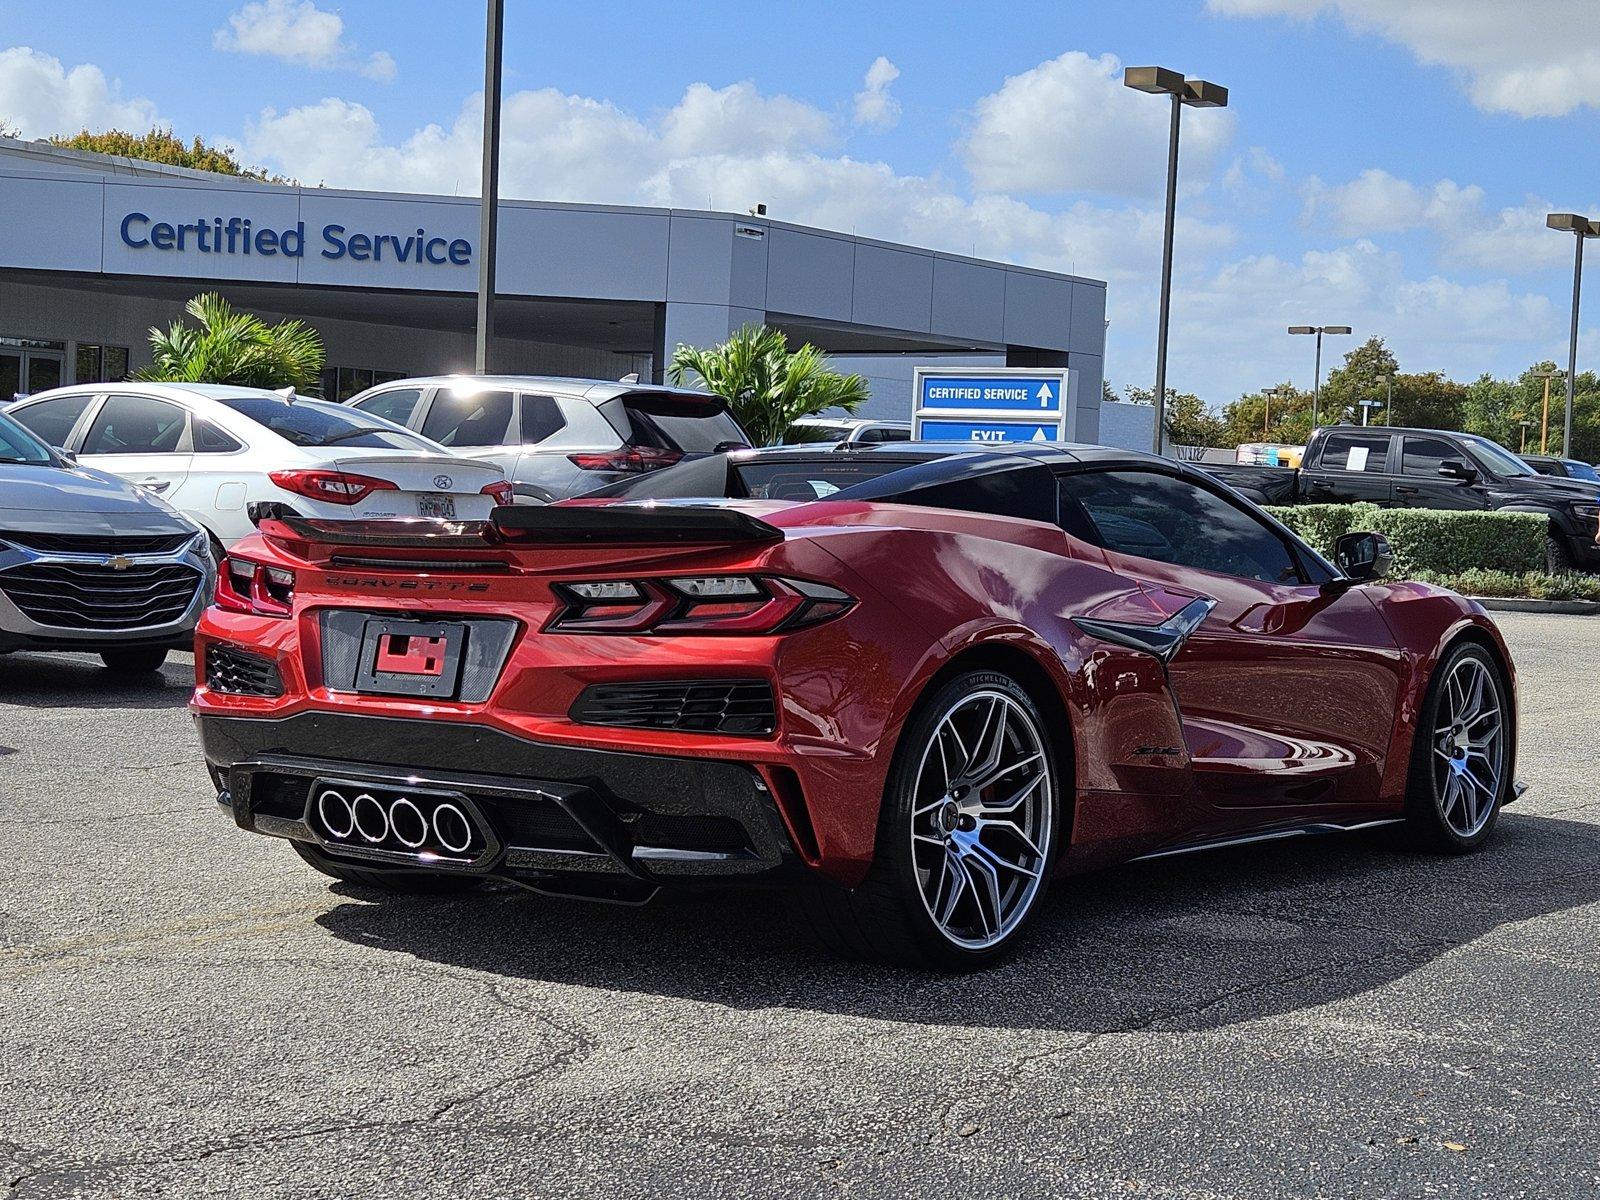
[668,324,870,446]
[138,292,324,391]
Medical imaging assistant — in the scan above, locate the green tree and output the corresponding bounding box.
[668,324,869,446]
[1218,382,1315,447]
[138,292,324,391]
[1386,371,1466,431]
[1320,335,1398,426]
[1124,385,1226,447]
[47,128,285,181]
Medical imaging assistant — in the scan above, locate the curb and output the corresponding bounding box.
[1469,596,1600,615]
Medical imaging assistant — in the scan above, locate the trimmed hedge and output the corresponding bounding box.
[1264,503,1546,575]
[1410,569,1600,601]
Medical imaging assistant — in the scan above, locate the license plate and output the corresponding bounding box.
[419,493,456,519]
[354,618,467,699]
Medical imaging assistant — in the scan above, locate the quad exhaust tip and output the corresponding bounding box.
[312,785,478,858]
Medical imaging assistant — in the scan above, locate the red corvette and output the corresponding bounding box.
[193,443,1520,969]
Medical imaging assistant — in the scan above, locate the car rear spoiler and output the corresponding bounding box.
[491,504,784,544]
[256,505,783,550]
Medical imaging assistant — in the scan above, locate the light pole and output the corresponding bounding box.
[1546,213,1600,456]
[1261,385,1281,438]
[1519,419,1534,453]
[474,0,505,373]
[1379,373,1393,425]
[1124,66,1229,456]
[1287,325,1352,429]
[1533,367,1563,454]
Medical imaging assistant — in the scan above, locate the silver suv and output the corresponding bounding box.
[344,376,750,502]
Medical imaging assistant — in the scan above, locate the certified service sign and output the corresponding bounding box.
[912,367,1077,444]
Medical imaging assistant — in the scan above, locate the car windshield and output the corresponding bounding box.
[1460,434,1535,477]
[215,395,430,450]
[1563,459,1600,483]
[0,410,57,465]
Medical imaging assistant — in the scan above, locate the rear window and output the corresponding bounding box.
[736,458,922,500]
[781,423,851,444]
[216,396,428,450]
[609,392,749,454]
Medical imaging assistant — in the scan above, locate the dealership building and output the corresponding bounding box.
[0,136,1118,440]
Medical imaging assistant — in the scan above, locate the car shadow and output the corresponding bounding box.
[0,650,195,710]
[313,810,1600,1034]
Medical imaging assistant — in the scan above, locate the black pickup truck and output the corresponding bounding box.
[1203,425,1600,572]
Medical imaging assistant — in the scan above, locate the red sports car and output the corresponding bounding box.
[193,443,1520,969]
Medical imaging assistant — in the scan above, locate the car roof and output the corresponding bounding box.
[355,375,719,404]
[724,440,1166,468]
[792,417,912,428]
[13,381,290,406]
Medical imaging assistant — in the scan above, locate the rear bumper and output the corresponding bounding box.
[197,711,803,897]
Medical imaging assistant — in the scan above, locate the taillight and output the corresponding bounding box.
[548,575,853,635]
[268,469,399,505]
[215,556,295,617]
[567,446,684,473]
[481,480,515,506]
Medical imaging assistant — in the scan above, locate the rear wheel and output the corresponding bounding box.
[1404,642,1510,853]
[292,840,482,894]
[1547,529,1577,573]
[99,647,169,674]
[801,671,1060,970]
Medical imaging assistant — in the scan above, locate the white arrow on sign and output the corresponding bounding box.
[1031,426,1047,442]
[1036,382,1054,407]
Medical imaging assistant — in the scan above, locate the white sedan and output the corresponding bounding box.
[5,383,512,549]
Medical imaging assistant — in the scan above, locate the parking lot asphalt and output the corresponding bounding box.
[2,612,1598,1199]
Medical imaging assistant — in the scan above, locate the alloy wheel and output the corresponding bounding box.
[1431,656,1505,839]
[910,690,1053,950]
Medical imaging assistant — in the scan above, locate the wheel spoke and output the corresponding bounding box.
[970,751,1044,794]
[980,769,1046,817]
[957,847,1003,937]
[962,826,1043,877]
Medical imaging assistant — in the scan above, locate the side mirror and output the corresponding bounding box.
[1437,458,1476,482]
[1334,531,1393,582]
[60,449,76,463]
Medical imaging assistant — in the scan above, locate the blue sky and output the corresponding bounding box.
[2,0,1597,405]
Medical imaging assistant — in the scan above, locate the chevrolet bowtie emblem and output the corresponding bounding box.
[104,554,134,571]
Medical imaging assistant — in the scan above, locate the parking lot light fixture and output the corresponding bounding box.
[1288,325,1352,428]
[1546,213,1600,455]
[1124,66,1229,455]
[1533,367,1564,454]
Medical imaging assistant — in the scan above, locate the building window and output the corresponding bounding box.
[315,366,407,402]
[75,343,130,384]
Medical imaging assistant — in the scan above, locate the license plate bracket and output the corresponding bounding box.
[354,618,467,699]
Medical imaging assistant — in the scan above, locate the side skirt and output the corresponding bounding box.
[1129,817,1406,863]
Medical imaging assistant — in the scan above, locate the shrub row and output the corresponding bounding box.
[1263,503,1547,575]
[1409,569,1600,602]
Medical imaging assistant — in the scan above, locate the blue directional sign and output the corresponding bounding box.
[918,375,1062,413]
[912,366,1076,445]
[917,419,1059,444]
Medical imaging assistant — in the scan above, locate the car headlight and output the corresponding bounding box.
[1572,503,1600,523]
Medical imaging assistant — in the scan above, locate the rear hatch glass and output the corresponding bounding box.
[603,391,749,454]
[734,457,926,501]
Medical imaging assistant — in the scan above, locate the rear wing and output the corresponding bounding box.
[256,504,783,552]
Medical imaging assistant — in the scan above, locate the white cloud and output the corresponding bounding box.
[1162,239,1556,399]
[238,79,1231,286]
[1208,0,1600,117]
[1301,168,1482,236]
[0,46,161,138]
[215,0,396,82]
[853,56,902,131]
[961,51,1235,197]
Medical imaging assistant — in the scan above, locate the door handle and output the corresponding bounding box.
[1310,479,1332,489]
[1395,485,1419,495]
[136,477,171,494]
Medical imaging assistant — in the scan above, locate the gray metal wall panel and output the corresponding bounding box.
[1002,270,1074,351]
[930,258,1006,344]
[764,228,853,322]
[1070,282,1107,351]
[495,206,669,301]
[0,175,102,272]
[728,227,768,312]
[851,244,933,333]
[665,214,733,304]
